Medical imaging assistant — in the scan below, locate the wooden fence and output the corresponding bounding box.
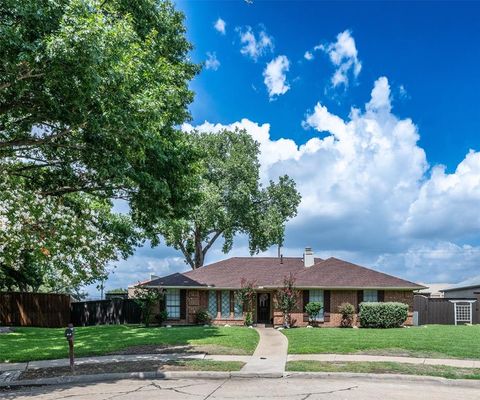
[70,299,142,326]
[0,292,71,328]
[414,295,480,325]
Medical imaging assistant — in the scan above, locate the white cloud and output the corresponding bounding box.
[205,52,220,71]
[214,18,226,35]
[317,30,362,87]
[182,76,480,284]
[237,26,274,61]
[263,55,290,99]
[304,51,314,61]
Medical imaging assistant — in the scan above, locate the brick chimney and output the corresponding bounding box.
[303,247,314,267]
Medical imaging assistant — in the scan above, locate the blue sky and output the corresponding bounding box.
[92,1,480,297]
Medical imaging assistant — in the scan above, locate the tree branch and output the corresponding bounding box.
[202,230,223,258]
[178,242,194,269]
[0,71,45,91]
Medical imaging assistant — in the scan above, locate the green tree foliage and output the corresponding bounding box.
[133,286,164,327]
[0,0,200,291]
[274,274,299,328]
[235,278,257,326]
[149,129,302,269]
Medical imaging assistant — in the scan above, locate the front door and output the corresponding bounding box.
[257,293,271,324]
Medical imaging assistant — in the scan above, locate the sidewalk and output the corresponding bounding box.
[238,327,288,376]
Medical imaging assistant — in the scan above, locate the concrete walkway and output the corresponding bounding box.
[288,354,480,368]
[239,327,288,376]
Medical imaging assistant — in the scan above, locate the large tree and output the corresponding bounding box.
[148,129,301,269]
[0,0,200,291]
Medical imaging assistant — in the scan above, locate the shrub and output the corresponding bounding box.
[338,302,355,328]
[244,311,253,326]
[305,302,323,325]
[195,309,212,325]
[155,311,168,326]
[133,287,164,327]
[359,302,408,328]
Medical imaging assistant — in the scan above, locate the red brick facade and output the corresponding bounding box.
[157,288,415,327]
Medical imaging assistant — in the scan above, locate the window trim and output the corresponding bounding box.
[165,288,181,319]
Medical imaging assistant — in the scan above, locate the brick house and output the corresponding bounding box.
[136,248,424,327]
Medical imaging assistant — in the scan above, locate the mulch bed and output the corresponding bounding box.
[19,360,203,381]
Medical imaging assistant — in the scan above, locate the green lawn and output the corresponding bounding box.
[286,361,480,380]
[282,325,480,359]
[0,325,259,363]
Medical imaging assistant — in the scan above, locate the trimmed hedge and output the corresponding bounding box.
[359,302,408,328]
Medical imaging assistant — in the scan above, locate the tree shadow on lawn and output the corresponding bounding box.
[1,325,256,363]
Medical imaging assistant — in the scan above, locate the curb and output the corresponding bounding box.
[4,370,480,389]
[284,371,480,388]
[0,371,231,388]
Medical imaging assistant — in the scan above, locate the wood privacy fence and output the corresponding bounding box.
[70,299,142,326]
[0,292,71,327]
[414,295,480,325]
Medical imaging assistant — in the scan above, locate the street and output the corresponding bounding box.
[2,376,480,400]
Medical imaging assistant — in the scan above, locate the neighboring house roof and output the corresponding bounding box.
[143,256,424,290]
[440,276,480,292]
[416,283,449,297]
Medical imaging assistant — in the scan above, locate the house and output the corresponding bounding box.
[137,248,424,327]
[416,283,448,298]
[441,277,480,299]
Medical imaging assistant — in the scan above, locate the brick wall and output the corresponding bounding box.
[273,289,414,327]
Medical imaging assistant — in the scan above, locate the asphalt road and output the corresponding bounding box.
[2,376,480,400]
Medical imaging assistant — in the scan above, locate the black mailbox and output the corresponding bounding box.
[65,325,74,341]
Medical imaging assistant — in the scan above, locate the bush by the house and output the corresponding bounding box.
[359,302,408,328]
[195,309,212,325]
[305,301,323,325]
[155,311,168,326]
[338,302,355,328]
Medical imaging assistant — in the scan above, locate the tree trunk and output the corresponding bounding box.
[193,225,204,269]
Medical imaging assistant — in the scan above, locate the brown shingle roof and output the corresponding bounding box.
[295,257,424,289]
[144,256,424,290]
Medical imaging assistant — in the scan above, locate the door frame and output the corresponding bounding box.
[256,292,271,324]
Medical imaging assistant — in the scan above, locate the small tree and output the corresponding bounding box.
[305,302,323,326]
[338,302,355,328]
[133,286,164,327]
[274,274,299,328]
[235,279,256,326]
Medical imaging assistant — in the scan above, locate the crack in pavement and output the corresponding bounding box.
[209,384,359,399]
[149,381,204,397]
[202,379,228,400]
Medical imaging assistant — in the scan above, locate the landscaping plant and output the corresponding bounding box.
[195,309,212,325]
[305,301,323,326]
[275,274,299,328]
[155,311,169,326]
[133,287,164,327]
[359,302,408,328]
[338,302,355,327]
[235,279,257,326]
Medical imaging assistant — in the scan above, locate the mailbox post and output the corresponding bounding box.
[64,323,75,372]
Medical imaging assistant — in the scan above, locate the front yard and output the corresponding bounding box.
[282,325,480,359]
[0,325,259,363]
[286,361,480,380]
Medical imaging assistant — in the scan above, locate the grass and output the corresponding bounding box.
[0,325,259,363]
[282,325,480,359]
[286,361,480,380]
[19,360,245,380]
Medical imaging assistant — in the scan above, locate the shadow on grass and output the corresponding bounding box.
[0,325,258,363]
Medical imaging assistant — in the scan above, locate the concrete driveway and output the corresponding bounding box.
[2,376,480,400]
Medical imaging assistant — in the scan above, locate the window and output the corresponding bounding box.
[221,290,230,318]
[234,292,243,319]
[166,289,180,319]
[363,290,378,302]
[309,289,324,321]
[208,291,217,318]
